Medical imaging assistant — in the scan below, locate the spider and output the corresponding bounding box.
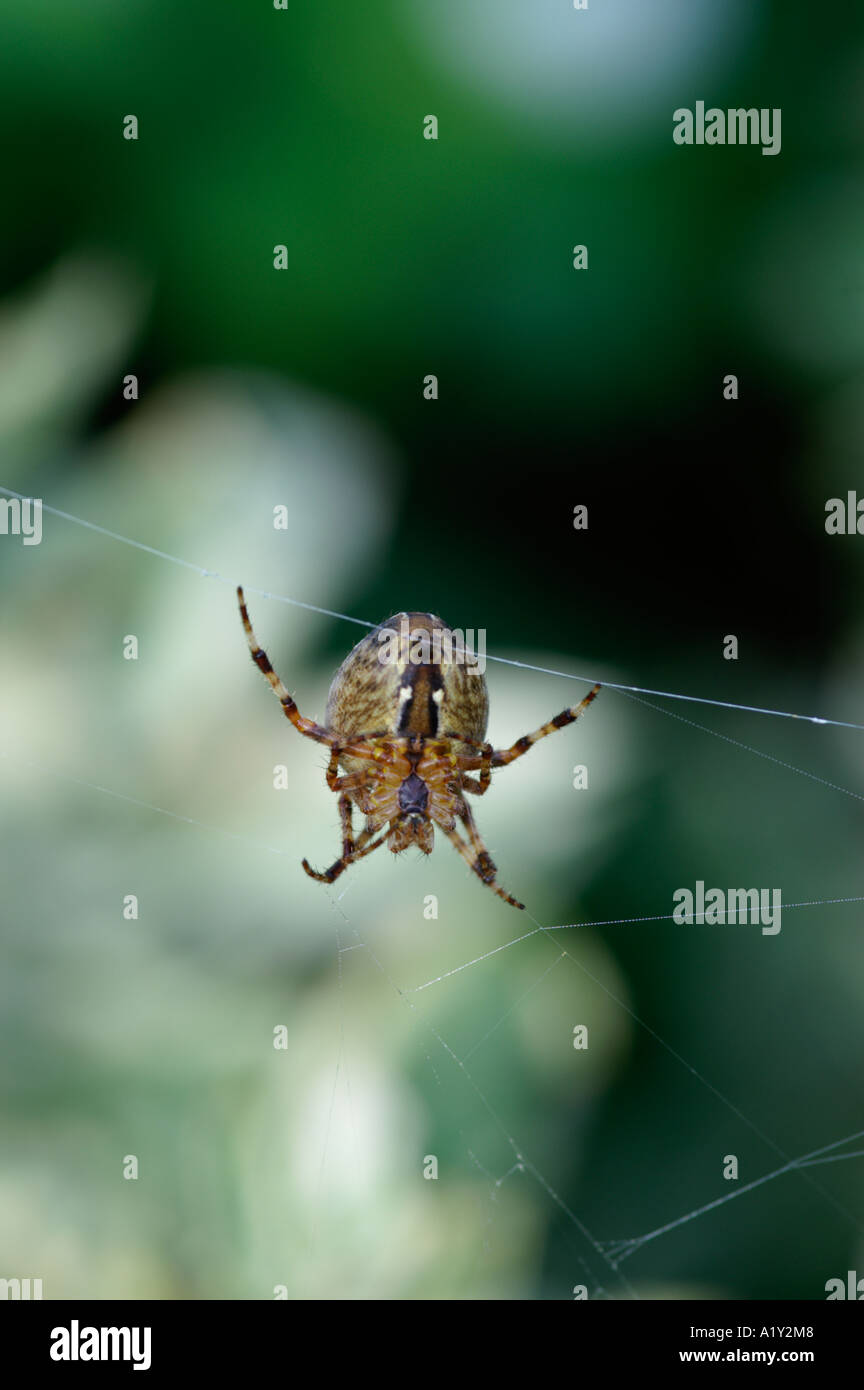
[238,587,600,910]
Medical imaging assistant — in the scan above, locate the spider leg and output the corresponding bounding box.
[490,683,601,769]
[302,832,388,884]
[439,818,525,911]
[324,745,341,789]
[302,798,388,884]
[457,796,525,908]
[327,768,373,793]
[457,742,494,795]
[310,790,356,870]
[238,587,332,745]
[239,590,395,762]
[323,746,378,793]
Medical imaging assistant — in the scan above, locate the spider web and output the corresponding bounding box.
[3,487,864,1300]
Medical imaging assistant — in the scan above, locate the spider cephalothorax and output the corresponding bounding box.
[238,589,600,910]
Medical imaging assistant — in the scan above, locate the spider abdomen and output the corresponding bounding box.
[325,611,489,752]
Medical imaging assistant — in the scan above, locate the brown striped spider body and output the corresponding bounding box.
[238,589,600,910]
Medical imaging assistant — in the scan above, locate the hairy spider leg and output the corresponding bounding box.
[438,820,525,911]
[458,793,525,909]
[454,742,494,796]
[490,683,601,767]
[448,683,601,779]
[238,586,387,764]
[302,792,389,883]
[238,587,332,744]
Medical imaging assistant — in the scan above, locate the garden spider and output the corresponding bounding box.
[238,587,600,910]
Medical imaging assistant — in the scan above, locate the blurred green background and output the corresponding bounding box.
[1,0,864,1299]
